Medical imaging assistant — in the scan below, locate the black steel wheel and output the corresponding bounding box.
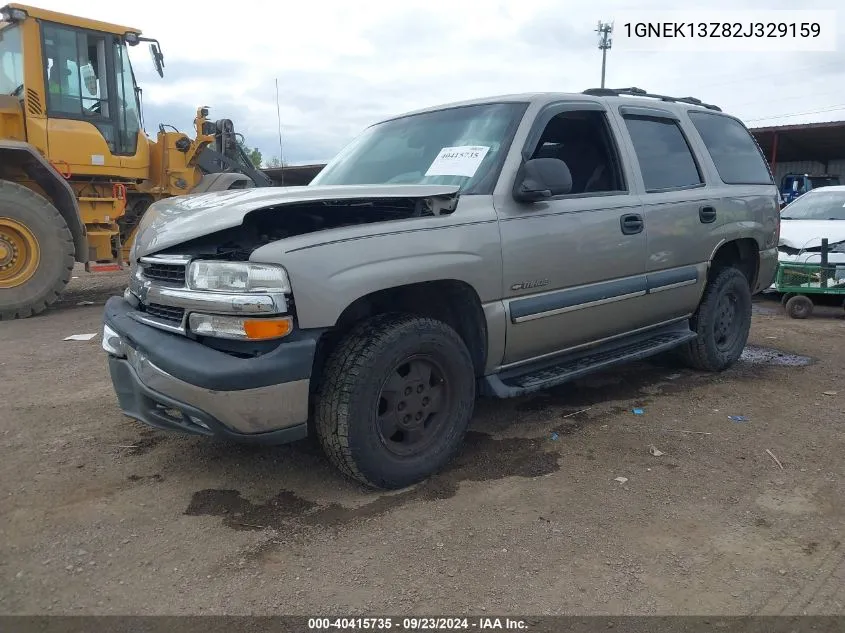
[713,286,744,353]
[376,355,452,457]
[314,314,476,489]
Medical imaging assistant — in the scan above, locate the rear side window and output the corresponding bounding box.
[623,116,703,192]
[688,112,773,185]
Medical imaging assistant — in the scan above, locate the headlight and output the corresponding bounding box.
[187,261,291,293]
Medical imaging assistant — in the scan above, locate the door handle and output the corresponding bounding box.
[620,213,644,235]
[699,205,717,224]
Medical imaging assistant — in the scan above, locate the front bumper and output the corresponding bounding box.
[103,296,317,444]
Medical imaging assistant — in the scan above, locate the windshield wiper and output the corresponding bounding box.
[780,216,794,220]
[10,84,23,97]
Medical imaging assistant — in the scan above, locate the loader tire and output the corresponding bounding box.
[0,180,75,320]
[313,313,476,490]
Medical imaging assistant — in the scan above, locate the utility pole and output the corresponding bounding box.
[596,21,613,89]
[275,78,285,185]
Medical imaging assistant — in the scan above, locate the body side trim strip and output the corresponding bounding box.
[509,276,647,322]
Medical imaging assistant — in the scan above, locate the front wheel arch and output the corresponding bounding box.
[0,144,87,263]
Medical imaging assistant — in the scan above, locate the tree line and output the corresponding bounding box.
[238,141,286,169]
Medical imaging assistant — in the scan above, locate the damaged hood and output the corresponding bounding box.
[133,184,460,258]
[779,220,845,250]
[778,220,845,264]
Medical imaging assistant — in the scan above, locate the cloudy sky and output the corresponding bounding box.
[46,0,845,165]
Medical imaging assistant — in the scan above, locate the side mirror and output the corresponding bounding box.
[513,158,572,203]
[149,43,165,78]
[792,180,799,192]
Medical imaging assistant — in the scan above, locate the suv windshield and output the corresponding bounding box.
[782,190,845,220]
[311,102,527,193]
[0,24,23,96]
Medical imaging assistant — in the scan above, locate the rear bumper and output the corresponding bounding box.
[756,246,779,294]
[103,296,316,443]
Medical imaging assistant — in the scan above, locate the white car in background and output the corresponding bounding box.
[777,185,845,263]
[767,185,845,291]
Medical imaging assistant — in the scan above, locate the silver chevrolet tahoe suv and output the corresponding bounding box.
[102,87,780,490]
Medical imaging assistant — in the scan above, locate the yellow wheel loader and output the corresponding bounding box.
[0,3,272,319]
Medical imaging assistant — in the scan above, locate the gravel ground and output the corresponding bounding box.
[1,266,843,615]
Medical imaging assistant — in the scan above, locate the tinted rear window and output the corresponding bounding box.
[623,116,703,192]
[688,112,773,185]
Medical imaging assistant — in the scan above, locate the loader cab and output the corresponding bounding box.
[42,23,143,153]
[0,4,151,178]
[0,19,22,97]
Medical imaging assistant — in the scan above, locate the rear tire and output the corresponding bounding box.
[314,313,476,490]
[680,266,752,372]
[785,294,813,319]
[0,181,74,320]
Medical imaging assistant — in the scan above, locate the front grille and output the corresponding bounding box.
[144,303,185,323]
[143,263,186,284]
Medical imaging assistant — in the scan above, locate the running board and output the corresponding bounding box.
[482,322,697,398]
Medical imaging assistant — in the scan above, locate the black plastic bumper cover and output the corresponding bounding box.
[109,356,307,445]
[103,296,318,391]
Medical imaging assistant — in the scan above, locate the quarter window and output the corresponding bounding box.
[623,116,703,192]
[688,112,773,185]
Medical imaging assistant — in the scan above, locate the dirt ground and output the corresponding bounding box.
[1,266,843,615]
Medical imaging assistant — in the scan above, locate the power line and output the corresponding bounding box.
[275,77,285,183]
[745,103,845,123]
[661,60,843,94]
[729,87,844,110]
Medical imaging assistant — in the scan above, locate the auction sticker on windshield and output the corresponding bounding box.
[425,146,490,178]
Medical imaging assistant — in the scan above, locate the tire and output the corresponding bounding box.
[119,195,153,243]
[314,313,476,490]
[785,294,813,319]
[781,292,795,307]
[0,180,75,320]
[679,266,752,372]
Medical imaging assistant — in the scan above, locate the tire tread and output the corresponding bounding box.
[0,180,74,321]
[680,266,751,371]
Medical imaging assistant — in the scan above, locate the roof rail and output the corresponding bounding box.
[582,87,722,112]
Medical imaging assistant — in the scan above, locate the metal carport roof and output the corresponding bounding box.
[751,120,845,165]
[261,164,325,186]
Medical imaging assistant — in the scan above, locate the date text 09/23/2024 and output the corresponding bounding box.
[308,617,529,630]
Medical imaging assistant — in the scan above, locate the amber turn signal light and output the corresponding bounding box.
[243,317,293,340]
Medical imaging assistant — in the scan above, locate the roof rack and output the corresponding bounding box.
[582,87,722,112]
